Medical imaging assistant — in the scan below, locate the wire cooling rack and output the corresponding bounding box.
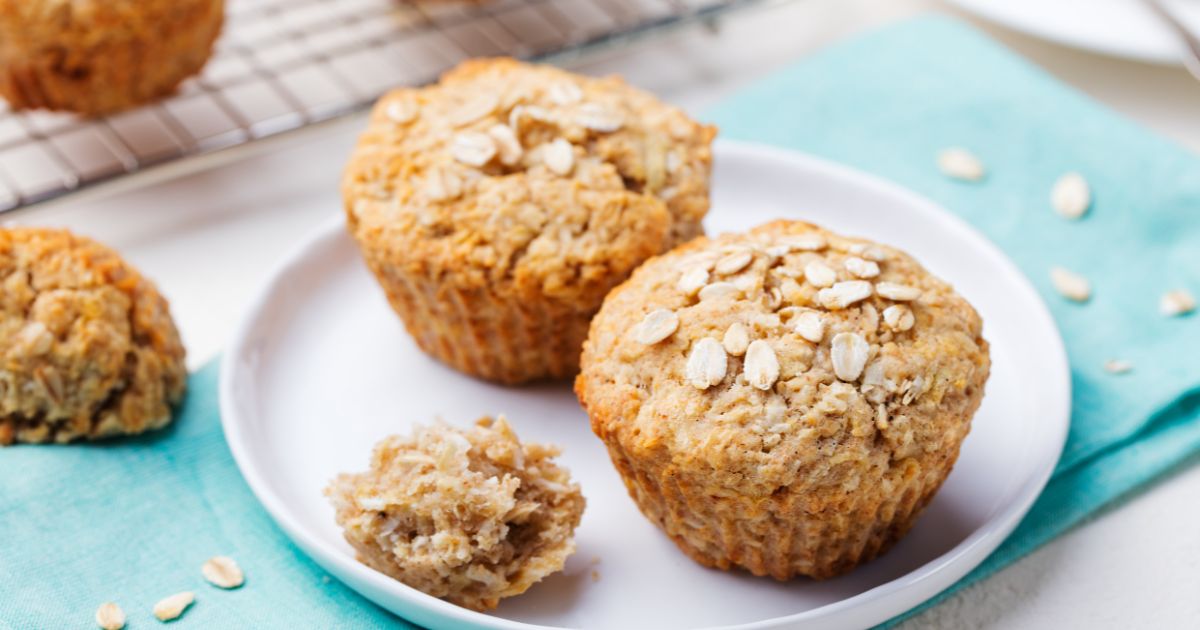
[0,0,770,212]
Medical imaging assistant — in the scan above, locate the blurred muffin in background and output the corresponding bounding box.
[0,0,224,115]
[0,227,187,445]
[343,58,716,384]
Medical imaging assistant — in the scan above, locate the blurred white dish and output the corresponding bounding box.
[220,141,1070,629]
[950,0,1199,65]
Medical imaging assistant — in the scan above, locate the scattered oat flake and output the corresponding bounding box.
[883,304,915,332]
[844,256,880,279]
[804,260,837,288]
[1050,267,1091,302]
[1104,359,1133,375]
[423,167,463,202]
[384,98,418,124]
[876,282,921,301]
[763,286,784,310]
[575,103,623,132]
[787,234,828,251]
[722,322,750,356]
[686,338,727,390]
[1160,289,1196,316]
[153,592,195,622]
[451,132,497,167]
[202,556,245,589]
[508,104,553,129]
[831,332,870,382]
[543,138,575,176]
[794,311,825,343]
[450,94,498,126]
[937,148,985,181]
[714,250,754,275]
[818,280,873,310]
[548,81,583,105]
[698,281,739,301]
[764,244,791,259]
[744,340,780,391]
[95,602,125,630]
[591,570,601,582]
[677,267,709,296]
[487,124,523,166]
[634,309,679,345]
[1051,172,1091,219]
[850,244,888,262]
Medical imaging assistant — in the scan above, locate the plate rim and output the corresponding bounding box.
[947,0,1179,66]
[219,139,1071,630]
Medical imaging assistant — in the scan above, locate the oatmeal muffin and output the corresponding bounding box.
[326,416,585,611]
[0,0,224,115]
[343,58,716,384]
[0,228,187,445]
[576,220,989,579]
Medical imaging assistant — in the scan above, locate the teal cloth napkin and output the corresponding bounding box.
[0,363,410,629]
[3,13,1200,629]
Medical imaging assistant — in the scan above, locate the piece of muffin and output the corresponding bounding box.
[576,220,989,579]
[0,227,187,445]
[326,416,586,611]
[0,0,224,115]
[343,58,716,384]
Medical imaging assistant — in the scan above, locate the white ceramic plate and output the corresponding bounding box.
[220,141,1070,630]
[949,0,1199,66]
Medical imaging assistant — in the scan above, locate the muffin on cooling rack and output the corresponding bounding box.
[342,58,716,384]
[0,0,224,115]
[0,228,187,445]
[576,220,989,579]
[326,416,585,611]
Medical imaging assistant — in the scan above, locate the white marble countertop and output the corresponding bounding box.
[20,0,1200,627]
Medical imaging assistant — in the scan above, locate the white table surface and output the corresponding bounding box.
[18,0,1200,627]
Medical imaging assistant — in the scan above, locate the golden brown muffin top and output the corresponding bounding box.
[577,220,990,497]
[342,58,716,304]
[0,227,186,444]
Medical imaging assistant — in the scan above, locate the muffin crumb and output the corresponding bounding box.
[326,416,585,611]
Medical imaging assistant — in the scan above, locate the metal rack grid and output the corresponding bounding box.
[0,0,770,213]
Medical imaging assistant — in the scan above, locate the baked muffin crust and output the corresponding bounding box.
[343,58,716,383]
[326,417,585,611]
[0,0,224,115]
[577,220,989,579]
[0,228,187,445]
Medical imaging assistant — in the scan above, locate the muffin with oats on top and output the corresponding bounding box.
[342,58,716,384]
[0,227,187,445]
[0,0,224,115]
[576,220,989,579]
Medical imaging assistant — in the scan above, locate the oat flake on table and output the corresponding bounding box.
[1050,267,1091,302]
[937,148,985,181]
[1051,172,1091,219]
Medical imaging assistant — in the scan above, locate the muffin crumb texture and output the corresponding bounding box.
[326,416,585,611]
[343,58,716,383]
[577,220,990,579]
[0,228,186,445]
